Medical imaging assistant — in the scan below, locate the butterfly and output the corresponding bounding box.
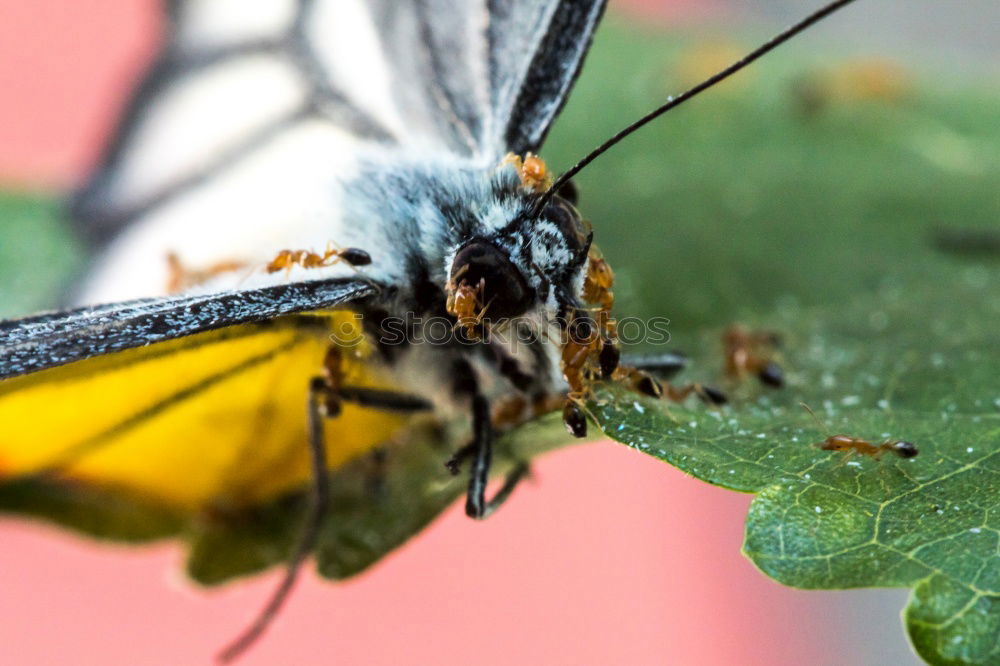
[0,0,858,659]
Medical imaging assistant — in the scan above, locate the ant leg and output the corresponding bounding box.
[217,377,332,663]
[663,382,728,406]
[834,449,856,468]
[618,357,726,405]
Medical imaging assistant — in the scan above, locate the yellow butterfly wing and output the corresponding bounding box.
[0,313,407,514]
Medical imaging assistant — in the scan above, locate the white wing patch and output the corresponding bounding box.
[174,0,298,49]
[306,0,409,142]
[109,56,308,209]
[81,119,364,303]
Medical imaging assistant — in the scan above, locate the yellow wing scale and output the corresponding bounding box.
[0,313,408,511]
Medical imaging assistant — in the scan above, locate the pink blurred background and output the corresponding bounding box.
[0,2,918,664]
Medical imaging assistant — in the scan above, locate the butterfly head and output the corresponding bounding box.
[444,160,622,411]
[446,183,597,329]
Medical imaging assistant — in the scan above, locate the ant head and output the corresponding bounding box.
[891,441,919,458]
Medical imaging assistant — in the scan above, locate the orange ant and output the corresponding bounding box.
[265,243,371,274]
[559,267,726,438]
[582,252,615,312]
[165,252,248,293]
[445,265,495,339]
[501,152,553,193]
[723,325,785,388]
[559,310,606,437]
[801,403,918,460]
[492,394,564,431]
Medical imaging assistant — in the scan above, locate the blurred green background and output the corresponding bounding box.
[545,20,999,336]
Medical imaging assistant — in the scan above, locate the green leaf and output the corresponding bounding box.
[593,269,999,663]
[567,21,1000,666]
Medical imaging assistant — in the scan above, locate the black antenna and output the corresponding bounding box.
[800,402,830,434]
[532,0,860,217]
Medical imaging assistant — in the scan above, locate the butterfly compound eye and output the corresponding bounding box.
[450,240,534,320]
[556,180,579,206]
[543,200,591,254]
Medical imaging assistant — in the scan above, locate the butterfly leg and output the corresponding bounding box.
[482,461,531,517]
[335,388,432,498]
[465,394,495,519]
[337,386,433,411]
[218,378,431,662]
[461,396,531,521]
[445,441,475,475]
[217,377,332,663]
[445,420,531,519]
[448,357,530,520]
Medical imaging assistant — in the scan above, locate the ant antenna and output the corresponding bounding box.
[799,402,829,433]
[531,0,860,218]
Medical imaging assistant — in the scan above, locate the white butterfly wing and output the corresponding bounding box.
[72,0,606,303]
